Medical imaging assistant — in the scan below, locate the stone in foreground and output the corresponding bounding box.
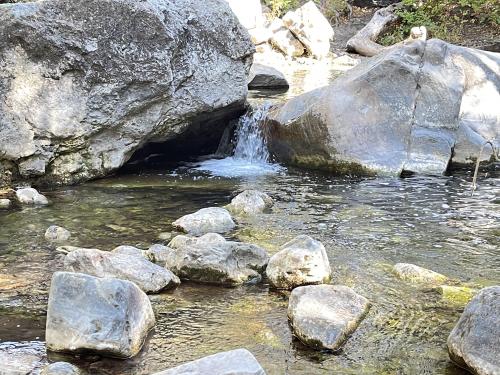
[46,272,155,358]
[447,286,500,375]
[166,234,269,285]
[282,1,334,59]
[42,362,82,375]
[15,188,48,205]
[65,248,180,293]
[152,348,266,375]
[226,190,274,215]
[288,285,370,351]
[45,225,71,243]
[0,198,11,208]
[394,263,447,284]
[0,341,46,374]
[266,235,331,290]
[172,207,236,235]
[248,64,289,90]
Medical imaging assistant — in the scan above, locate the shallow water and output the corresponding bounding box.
[0,165,498,374]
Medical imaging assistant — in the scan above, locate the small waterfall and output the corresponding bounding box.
[195,104,282,177]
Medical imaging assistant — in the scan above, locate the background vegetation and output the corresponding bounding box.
[264,0,351,22]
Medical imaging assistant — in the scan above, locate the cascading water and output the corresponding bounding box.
[194,104,283,177]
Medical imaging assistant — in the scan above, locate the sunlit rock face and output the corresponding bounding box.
[265,39,500,176]
[0,0,254,185]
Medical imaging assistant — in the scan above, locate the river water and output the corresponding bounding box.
[0,66,499,374]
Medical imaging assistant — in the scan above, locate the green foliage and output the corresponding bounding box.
[264,0,299,17]
[264,0,350,21]
[380,0,500,45]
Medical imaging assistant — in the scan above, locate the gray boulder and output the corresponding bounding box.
[46,272,155,358]
[165,233,269,285]
[45,225,71,243]
[282,1,334,59]
[0,0,253,185]
[394,263,447,284]
[172,207,236,236]
[266,235,331,290]
[64,248,180,293]
[41,362,82,375]
[447,286,500,375]
[146,244,172,264]
[15,188,48,205]
[226,190,274,215]
[248,64,289,90]
[0,198,11,208]
[153,348,266,375]
[288,285,370,351]
[0,341,46,375]
[265,40,500,176]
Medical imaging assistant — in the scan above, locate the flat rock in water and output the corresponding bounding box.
[394,263,447,284]
[165,233,269,285]
[447,286,500,375]
[248,64,289,90]
[0,341,46,374]
[15,188,48,205]
[288,285,370,351]
[45,225,71,243]
[226,190,274,215]
[41,362,82,375]
[266,235,331,290]
[152,348,266,375]
[64,248,180,293]
[46,272,155,358]
[282,1,334,59]
[172,207,236,236]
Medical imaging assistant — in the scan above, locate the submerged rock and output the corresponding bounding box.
[64,248,180,293]
[15,188,48,205]
[45,225,71,243]
[0,0,253,185]
[447,286,500,375]
[153,348,266,375]
[46,272,155,358]
[288,285,370,351]
[165,233,269,285]
[172,207,236,236]
[282,1,334,59]
[248,64,289,90]
[226,190,274,215]
[394,263,447,284]
[0,198,11,208]
[265,40,500,176]
[42,362,82,375]
[266,235,331,290]
[438,285,476,305]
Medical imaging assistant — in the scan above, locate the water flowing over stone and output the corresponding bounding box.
[0,0,253,186]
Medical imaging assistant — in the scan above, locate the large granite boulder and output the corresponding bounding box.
[46,272,155,358]
[265,40,500,176]
[266,235,331,290]
[64,248,180,293]
[172,207,236,236]
[0,0,253,185]
[153,349,266,375]
[165,233,269,285]
[447,286,500,375]
[288,285,370,351]
[282,1,334,59]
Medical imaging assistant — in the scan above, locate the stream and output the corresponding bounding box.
[0,66,499,374]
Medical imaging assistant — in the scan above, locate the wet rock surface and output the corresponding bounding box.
[447,286,500,375]
[15,188,48,205]
[46,272,155,358]
[266,40,500,176]
[153,348,266,375]
[288,285,370,351]
[45,226,71,243]
[0,341,47,374]
[172,207,236,236]
[64,248,180,293]
[394,263,447,284]
[165,233,269,285]
[266,235,331,290]
[226,190,274,215]
[0,0,253,185]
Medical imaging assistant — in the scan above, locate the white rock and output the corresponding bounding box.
[152,348,266,375]
[269,18,305,57]
[0,198,11,208]
[248,27,272,45]
[266,235,331,289]
[283,1,334,59]
[45,225,71,243]
[172,207,236,236]
[394,263,447,284]
[225,0,264,29]
[15,188,48,205]
[226,190,274,215]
